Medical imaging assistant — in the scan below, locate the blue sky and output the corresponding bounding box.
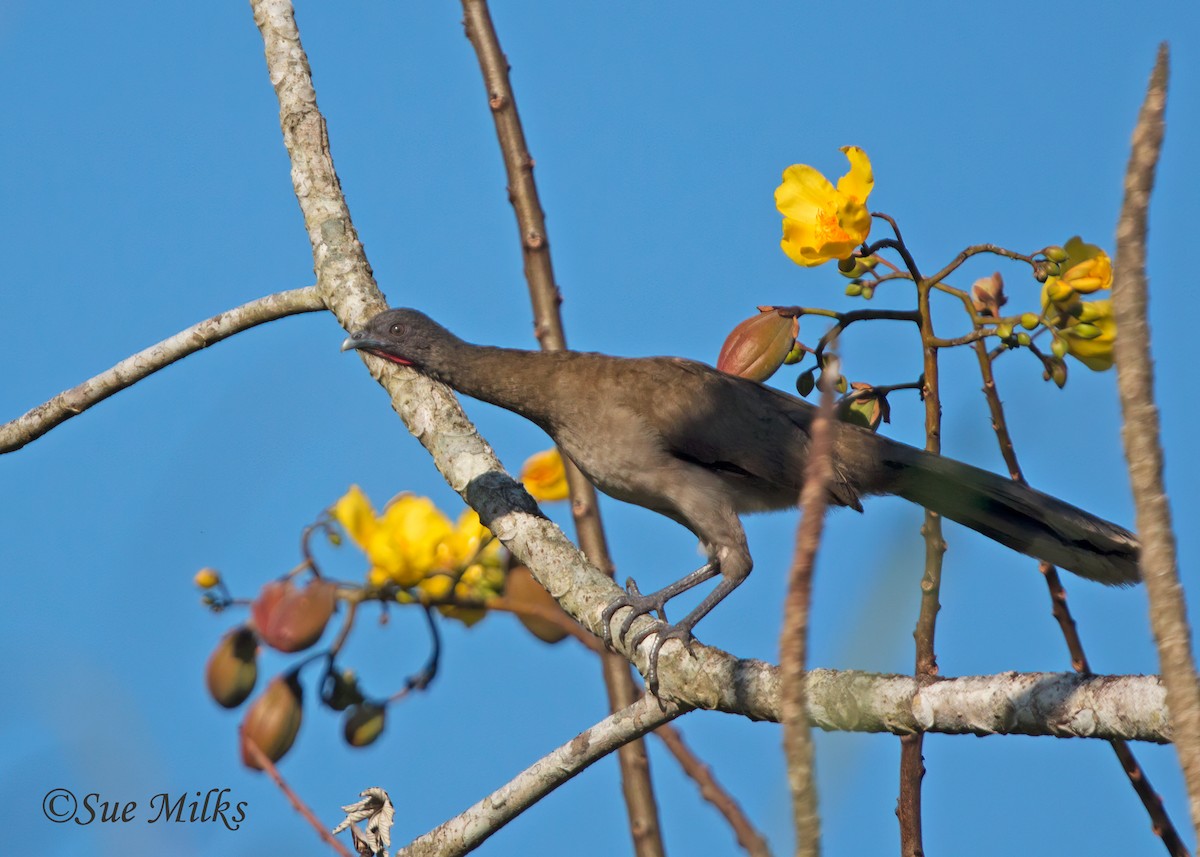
[1,2,1197,855]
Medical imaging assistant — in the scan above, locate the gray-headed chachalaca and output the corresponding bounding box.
[343,308,1138,689]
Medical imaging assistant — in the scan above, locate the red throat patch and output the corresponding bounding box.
[366,349,413,366]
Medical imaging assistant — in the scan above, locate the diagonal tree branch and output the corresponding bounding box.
[1112,43,1200,839]
[396,694,689,857]
[0,285,324,453]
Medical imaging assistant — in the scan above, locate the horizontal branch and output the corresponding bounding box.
[397,694,689,857]
[396,669,1167,857]
[0,286,326,453]
[803,669,1170,743]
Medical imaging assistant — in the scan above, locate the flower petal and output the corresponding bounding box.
[775,164,836,220]
[835,146,874,203]
[332,485,377,551]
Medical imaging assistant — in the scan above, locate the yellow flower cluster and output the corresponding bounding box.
[332,486,505,625]
[775,146,874,267]
[1042,237,1116,371]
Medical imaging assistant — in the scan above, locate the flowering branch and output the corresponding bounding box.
[0,285,324,453]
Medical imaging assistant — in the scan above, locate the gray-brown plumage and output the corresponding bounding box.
[343,308,1139,686]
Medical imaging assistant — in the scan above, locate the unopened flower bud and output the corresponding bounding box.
[1071,322,1102,340]
[1020,313,1039,331]
[796,371,816,397]
[251,577,338,653]
[344,703,387,748]
[241,673,303,769]
[194,568,220,589]
[1049,360,1068,388]
[1016,332,1031,346]
[837,257,868,278]
[995,323,1013,340]
[1044,245,1069,263]
[716,309,799,382]
[1051,337,1068,359]
[845,282,863,297]
[206,626,258,709]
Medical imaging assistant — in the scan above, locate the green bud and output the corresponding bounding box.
[1016,332,1031,347]
[995,323,1013,340]
[1072,322,1101,340]
[1020,313,1039,330]
[783,342,804,365]
[1043,261,1062,277]
[835,375,848,394]
[1044,245,1069,263]
[1051,337,1068,359]
[838,257,868,278]
[860,286,874,301]
[344,703,387,748]
[796,371,816,397]
[845,282,863,297]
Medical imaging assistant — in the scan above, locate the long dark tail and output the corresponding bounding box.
[878,442,1140,586]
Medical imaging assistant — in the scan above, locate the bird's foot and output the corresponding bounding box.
[600,577,672,650]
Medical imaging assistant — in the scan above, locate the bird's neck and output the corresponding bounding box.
[424,343,565,427]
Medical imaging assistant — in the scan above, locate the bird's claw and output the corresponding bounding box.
[630,622,696,697]
[600,576,671,649]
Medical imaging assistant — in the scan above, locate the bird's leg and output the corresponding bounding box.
[600,561,720,649]
[630,573,745,695]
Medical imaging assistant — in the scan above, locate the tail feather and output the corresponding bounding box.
[882,445,1140,586]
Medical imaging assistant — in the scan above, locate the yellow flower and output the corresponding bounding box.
[1059,236,1113,295]
[331,486,454,587]
[520,448,570,502]
[775,146,874,267]
[332,487,506,626]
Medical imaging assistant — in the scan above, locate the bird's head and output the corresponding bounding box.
[341,308,463,374]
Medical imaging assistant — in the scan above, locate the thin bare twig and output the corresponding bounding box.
[458,2,666,853]
[396,694,688,857]
[781,354,838,857]
[973,342,1188,855]
[898,261,944,857]
[1112,44,1200,839]
[654,724,773,857]
[0,285,324,453]
[241,731,354,857]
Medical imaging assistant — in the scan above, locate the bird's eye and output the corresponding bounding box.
[389,323,407,336]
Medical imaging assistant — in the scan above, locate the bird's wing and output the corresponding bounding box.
[632,358,863,510]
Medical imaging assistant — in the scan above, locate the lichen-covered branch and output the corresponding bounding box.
[396,694,686,857]
[0,286,324,453]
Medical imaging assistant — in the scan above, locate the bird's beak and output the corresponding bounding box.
[341,332,380,353]
[341,332,415,366]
